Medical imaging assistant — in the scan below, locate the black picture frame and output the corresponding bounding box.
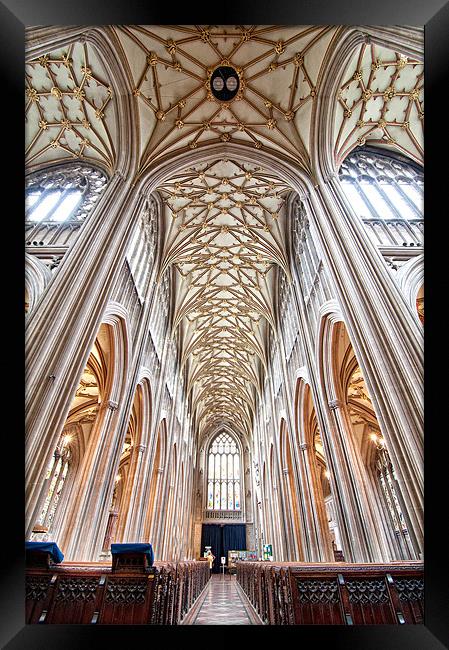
[3,0,447,647]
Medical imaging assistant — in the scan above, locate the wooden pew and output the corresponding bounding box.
[26,553,210,625]
[237,561,424,625]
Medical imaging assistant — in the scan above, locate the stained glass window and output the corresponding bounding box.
[207,433,241,510]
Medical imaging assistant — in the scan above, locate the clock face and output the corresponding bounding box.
[226,76,238,92]
[210,66,240,101]
[212,77,224,92]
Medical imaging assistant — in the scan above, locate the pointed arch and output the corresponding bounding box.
[25,253,52,315]
[29,316,120,553]
[102,302,132,404]
[396,255,424,325]
[205,430,242,512]
[317,307,418,561]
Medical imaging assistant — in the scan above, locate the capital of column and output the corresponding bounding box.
[136,444,147,454]
[282,468,289,475]
[157,467,164,474]
[299,443,309,451]
[107,400,119,411]
[329,399,343,411]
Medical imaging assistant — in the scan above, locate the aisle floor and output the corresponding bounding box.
[191,573,258,625]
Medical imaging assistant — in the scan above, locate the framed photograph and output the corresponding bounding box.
[5,0,447,646]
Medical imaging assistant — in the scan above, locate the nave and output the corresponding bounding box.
[184,574,259,625]
[24,24,424,628]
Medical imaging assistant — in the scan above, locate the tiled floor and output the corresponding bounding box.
[192,573,256,625]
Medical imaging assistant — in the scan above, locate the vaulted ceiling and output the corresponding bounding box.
[25,25,423,443]
[25,41,116,170]
[157,158,291,439]
[333,41,423,166]
[25,26,424,174]
[112,25,340,177]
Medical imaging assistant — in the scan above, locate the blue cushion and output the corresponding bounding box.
[25,541,64,564]
[110,543,154,566]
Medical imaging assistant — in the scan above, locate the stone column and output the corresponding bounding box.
[161,482,176,560]
[284,255,336,562]
[305,177,423,554]
[26,176,144,526]
[275,329,310,561]
[323,398,390,561]
[297,442,334,562]
[120,444,147,542]
[60,398,122,560]
[152,436,174,560]
[278,466,300,560]
[101,508,119,555]
[137,328,173,558]
[270,472,285,561]
[149,467,165,558]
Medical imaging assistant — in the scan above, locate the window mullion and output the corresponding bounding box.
[396,216,421,244]
[26,187,52,219]
[357,181,384,219]
[396,183,422,218]
[62,189,84,223]
[44,188,70,221]
[353,182,376,219]
[26,220,45,244]
[376,182,403,220]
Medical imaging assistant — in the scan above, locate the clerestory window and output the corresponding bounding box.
[339,148,423,221]
[25,164,107,224]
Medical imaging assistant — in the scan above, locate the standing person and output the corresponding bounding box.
[206,550,215,575]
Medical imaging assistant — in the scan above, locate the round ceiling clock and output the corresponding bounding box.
[210,66,240,101]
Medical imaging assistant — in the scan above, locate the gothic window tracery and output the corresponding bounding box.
[25,164,107,225]
[339,148,423,220]
[341,332,416,558]
[292,197,324,299]
[126,196,158,301]
[25,164,108,273]
[375,442,408,536]
[35,432,74,535]
[207,433,241,511]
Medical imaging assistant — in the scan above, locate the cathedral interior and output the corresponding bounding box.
[24,24,424,626]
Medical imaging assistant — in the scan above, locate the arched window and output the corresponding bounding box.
[339,148,423,220]
[126,196,158,302]
[26,164,107,224]
[370,434,408,537]
[25,164,108,259]
[34,432,74,536]
[207,433,241,511]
